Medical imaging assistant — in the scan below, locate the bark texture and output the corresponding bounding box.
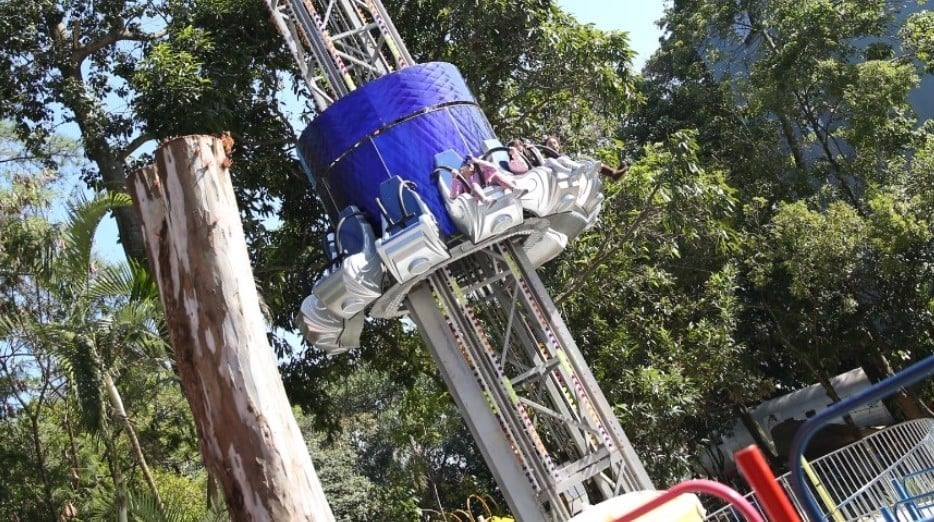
[128,135,334,521]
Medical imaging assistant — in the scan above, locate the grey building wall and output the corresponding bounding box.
[706,1,932,123]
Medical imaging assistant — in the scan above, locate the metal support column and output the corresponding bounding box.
[407,239,653,520]
[407,284,552,521]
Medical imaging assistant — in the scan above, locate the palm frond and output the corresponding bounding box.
[128,490,174,522]
[129,489,205,522]
[96,303,169,362]
[87,259,162,305]
[0,308,30,339]
[87,262,135,301]
[56,191,132,284]
[127,258,162,303]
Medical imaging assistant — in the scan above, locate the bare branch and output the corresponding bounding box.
[119,133,155,162]
[554,181,664,305]
[0,155,40,165]
[72,27,167,72]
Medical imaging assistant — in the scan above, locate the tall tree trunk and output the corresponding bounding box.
[860,351,933,420]
[27,409,56,519]
[128,135,335,521]
[45,15,151,265]
[736,405,780,466]
[102,433,128,522]
[101,370,163,510]
[815,374,861,433]
[27,356,57,519]
[63,407,81,490]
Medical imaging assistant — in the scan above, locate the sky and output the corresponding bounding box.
[557,0,666,70]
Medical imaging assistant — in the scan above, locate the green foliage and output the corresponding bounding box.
[614,0,934,481]
[1,0,931,509]
[907,128,934,215]
[133,26,214,128]
[842,59,919,159]
[389,0,637,149]
[548,131,754,482]
[901,10,934,73]
[84,485,223,522]
[0,168,207,520]
[755,201,865,303]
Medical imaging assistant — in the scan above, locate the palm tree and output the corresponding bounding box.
[1,191,170,520]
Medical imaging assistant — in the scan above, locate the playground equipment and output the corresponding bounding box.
[788,355,934,521]
[264,0,653,519]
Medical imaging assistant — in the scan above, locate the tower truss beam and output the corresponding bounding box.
[265,0,413,111]
[407,240,653,520]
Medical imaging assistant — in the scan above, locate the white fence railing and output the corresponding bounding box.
[705,419,934,521]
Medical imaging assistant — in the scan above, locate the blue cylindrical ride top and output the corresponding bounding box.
[297,62,497,235]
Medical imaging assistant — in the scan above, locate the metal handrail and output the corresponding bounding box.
[705,419,934,520]
[789,356,934,520]
[831,428,934,516]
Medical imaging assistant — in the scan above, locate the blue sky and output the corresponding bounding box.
[557,0,666,69]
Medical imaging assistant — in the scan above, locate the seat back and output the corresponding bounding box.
[377,176,425,235]
[335,205,372,256]
[434,149,464,174]
[433,149,465,199]
[321,231,340,267]
[482,139,511,171]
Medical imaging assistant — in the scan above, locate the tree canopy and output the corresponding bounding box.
[0,0,932,518]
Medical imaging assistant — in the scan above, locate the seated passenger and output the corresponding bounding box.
[537,135,601,177]
[468,155,522,192]
[522,136,571,172]
[507,139,531,174]
[543,135,562,156]
[451,164,489,202]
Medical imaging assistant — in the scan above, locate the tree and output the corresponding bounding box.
[388,0,637,150]
[0,0,303,264]
[617,0,934,463]
[0,131,209,520]
[0,124,87,520]
[0,192,176,520]
[13,0,928,500]
[0,0,164,262]
[547,130,769,482]
[130,136,334,521]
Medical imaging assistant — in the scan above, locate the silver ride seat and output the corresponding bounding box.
[375,176,450,284]
[523,227,569,268]
[571,159,604,228]
[526,141,605,232]
[482,139,606,267]
[433,149,523,244]
[313,205,383,318]
[298,294,366,355]
[482,139,580,218]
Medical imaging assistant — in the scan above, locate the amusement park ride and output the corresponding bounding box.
[263,0,654,519]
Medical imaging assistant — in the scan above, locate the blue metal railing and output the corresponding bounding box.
[788,355,934,521]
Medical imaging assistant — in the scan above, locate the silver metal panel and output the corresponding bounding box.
[313,213,383,318]
[514,166,580,218]
[298,294,366,354]
[437,169,524,244]
[522,227,568,268]
[407,284,553,521]
[376,214,450,284]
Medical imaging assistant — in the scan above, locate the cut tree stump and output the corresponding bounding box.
[128,135,334,521]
